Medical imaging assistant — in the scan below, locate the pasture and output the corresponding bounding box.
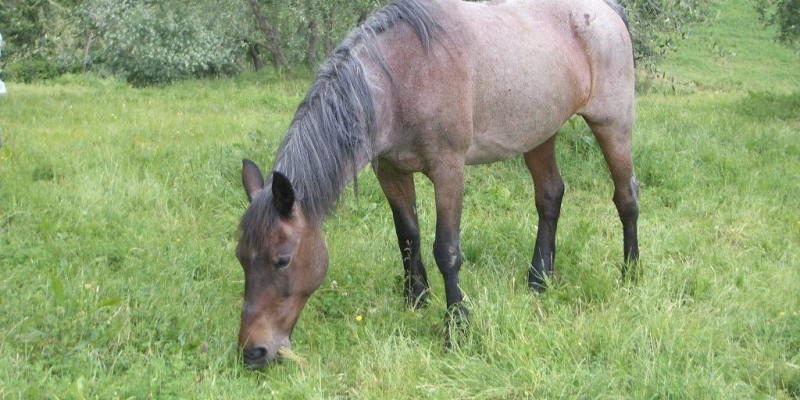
[1,1,798,398]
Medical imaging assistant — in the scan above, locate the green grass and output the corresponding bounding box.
[1,2,799,398]
[650,0,800,94]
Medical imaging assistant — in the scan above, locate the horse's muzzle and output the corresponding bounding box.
[242,346,270,369]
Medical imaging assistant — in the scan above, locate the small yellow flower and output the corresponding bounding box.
[355,315,363,322]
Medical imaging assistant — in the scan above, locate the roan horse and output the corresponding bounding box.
[236,0,638,368]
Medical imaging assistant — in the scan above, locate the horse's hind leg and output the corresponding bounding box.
[375,164,430,308]
[585,118,640,270]
[524,136,565,292]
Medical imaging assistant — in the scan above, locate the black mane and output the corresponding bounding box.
[241,0,442,246]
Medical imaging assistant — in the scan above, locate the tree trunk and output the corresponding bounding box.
[248,42,264,71]
[306,19,318,65]
[304,0,319,66]
[247,0,289,69]
[323,7,334,55]
[82,30,95,74]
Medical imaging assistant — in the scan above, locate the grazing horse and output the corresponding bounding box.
[236,0,639,368]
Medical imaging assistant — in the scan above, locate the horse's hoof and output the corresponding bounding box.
[443,303,470,349]
[404,276,430,309]
[405,289,430,309]
[528,271,548,293]
[621,259,641,283]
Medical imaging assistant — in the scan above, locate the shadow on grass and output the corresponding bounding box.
[731,91,800,122]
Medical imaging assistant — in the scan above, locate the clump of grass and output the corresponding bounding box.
[278,347,308,368]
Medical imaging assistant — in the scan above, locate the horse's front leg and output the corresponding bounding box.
[375,164,430,308]
[427,163,468,346]
[524,136,565,292]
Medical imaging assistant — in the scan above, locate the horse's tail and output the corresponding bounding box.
[602,0,635,66]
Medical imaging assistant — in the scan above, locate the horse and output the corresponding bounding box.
[235,0,639,369]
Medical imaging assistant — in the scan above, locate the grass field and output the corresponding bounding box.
[1,1,799,398]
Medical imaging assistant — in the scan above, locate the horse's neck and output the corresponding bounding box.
[275,127,373,222]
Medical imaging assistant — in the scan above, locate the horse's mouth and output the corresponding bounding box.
[243,356,267,370]
[242,346,272,369]
[242,343,291,369]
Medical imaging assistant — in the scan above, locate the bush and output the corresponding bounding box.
[5,56,62,83]
[755,0,800,51]
[1,0,713,84]
[99,2,242,86]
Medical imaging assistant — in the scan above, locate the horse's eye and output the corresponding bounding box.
[274,256,291,269]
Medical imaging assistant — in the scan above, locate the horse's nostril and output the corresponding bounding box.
[243,346,269,368]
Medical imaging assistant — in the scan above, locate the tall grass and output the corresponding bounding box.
[1,2,798,398]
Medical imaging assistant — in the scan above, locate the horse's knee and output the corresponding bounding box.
[433,240,461,275]
[536,179,565,220]
[433,238,465,309]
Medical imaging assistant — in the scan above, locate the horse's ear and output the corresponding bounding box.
[242,159,265,203]
[271,171,295,217]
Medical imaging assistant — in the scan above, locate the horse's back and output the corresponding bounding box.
[447,0,633,163]
[370,0,634,169]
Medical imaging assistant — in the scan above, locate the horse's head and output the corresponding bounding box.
[236,160,328,369]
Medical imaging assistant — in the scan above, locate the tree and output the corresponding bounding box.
[0,0,713,84]
[755,0,800,51]
[247,0,290,69]
[238,0,378,68]
[305,0,320,66]
[87,0,246,85]
[617,0,713,69]
[0,0,83,81]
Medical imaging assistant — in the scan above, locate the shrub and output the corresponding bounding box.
[5,56,62,83]
[1,0,714,84]
[755,0,800,52]
[99,2,242,86]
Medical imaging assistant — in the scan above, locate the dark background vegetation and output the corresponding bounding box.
[5,0,794,85]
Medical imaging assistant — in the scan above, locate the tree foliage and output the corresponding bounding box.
[618,0,713,69]
[90,0,243,86]
[243,0,379,67]
[1,0,713,85]
[755,0,800,51]
[0,0,83,81]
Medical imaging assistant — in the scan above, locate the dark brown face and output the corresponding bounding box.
[237,162,329,369]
